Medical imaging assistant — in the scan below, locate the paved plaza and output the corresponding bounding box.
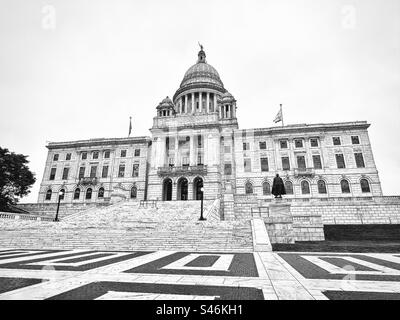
[1,248,400,300]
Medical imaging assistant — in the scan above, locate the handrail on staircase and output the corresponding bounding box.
[139,200,158,209]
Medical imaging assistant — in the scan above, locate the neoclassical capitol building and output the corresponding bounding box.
[38,47,383,205]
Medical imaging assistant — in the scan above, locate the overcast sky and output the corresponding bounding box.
[0,0,399,203]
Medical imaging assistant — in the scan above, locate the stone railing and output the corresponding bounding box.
[0,211,55,222]
[294,168,315,177]
[157,165,207,176]
[78,177,98,185]
[204,197,221,222]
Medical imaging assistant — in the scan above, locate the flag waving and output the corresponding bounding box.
[128,117,132,136]
[273,104,284,126]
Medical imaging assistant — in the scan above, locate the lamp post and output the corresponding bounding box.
[54,190,64,222]
[199,186,206,221]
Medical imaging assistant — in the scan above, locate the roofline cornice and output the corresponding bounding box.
[46,136,151,150]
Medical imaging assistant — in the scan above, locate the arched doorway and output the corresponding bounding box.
[193,177,204,200]
[177,177,188,201]
[162,178,173,201]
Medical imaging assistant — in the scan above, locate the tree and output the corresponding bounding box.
[0,147,36,211]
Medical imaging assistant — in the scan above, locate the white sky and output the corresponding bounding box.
[0,0,399,203]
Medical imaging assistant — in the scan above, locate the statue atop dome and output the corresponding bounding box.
[198,42,203,51]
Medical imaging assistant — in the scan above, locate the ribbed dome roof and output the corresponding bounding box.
[180,62,224,89]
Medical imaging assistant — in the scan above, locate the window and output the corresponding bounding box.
[86,188,92,200]
[317,180,327,194]
[245,182,253,194]
[244,159,252,172]
[263,182,271,195]
[101,166,108,178]
[295,139,304,148]
[333,137,341,146]
[78,167,85,179]
[45,189,52,200]
[90,166,97,178]
[285,181,294,195]
[92,151,99,159]
[360,179,371,193]
[260,158,269,172]
[66,153,71,161]
[310,139,319,147]
[259,141,266,150]
[297,156,306,169]
[224,145,231,153]
[74,188,80,200]
[282,157,290,171]
[224,163,232,175]
[197,135,202,148]
[243,142,250,151]
[120,150,127,157]
[49,168,56,180]
[134,149,141,157]
[197,154,203,165]
[168,158,174,167]
[280,140,288,149]
[355,153,365,168]
[132,164,139,177]
[131,187,137,199]
[98,187,104,198]
[301,180,310,194]
[62,167,69,180]
[182,157,189,166]
[104,151,110,159]
[59,189,65,200]
[341,180,351,193]
[118,165,125,177]
[312,155,322,169]
[351,136,360,145]
[335,154,346,169]
[81,152,87,160]
[53,154,59,161]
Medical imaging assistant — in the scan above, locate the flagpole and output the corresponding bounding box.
[280,104,284,127]
[128,116,132,137]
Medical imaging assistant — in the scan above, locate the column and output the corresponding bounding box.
[191,92,195,114]
[174,135,179,166]
[206,92,210,114]
[213,94,217,113]
[179,97,183,114]
[198,92,202,113]
[184,95,187,114]
[189,135,196,165]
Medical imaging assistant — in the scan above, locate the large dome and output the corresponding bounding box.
[180,62,224,89]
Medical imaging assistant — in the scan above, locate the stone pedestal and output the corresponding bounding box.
[269,200,292,218]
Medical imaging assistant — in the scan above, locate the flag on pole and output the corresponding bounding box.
[128,117,132,136]
[273,105,283,124]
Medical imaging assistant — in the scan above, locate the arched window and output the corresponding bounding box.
[59,189,65,200]
[86,188,92,200]
[245,182,253,194]
[285,181,294,195]
[317,180,327,194]
[341,179,351,193]
[301,180,310,194]
[74,188,80,200]
[98,187,104,198]
[45,189,52,201]
[130,186,137,199]
[262,182,271,195]
[360,179,371,193]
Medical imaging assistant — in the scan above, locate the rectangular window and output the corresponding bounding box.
[62,167,69,180]
[336,154,346,168]
[333,137,341,146]
[243,142,250,151]
[49,168,56,180]
[295,139,304,148]
[168,158,174,167]
[244,159,252,172]
[259,141,266,150]
[118,165,125,177]
[120,150,127,157]
[132,164,139,177]
[197,154,203,165]
[310,138,319,147]
[92,151,99,159]
[78,167,85,179]
[313,155,322,169]
[182,157,189,166]
[66,153,71,161]
[280,140,288,149]
[102,166,108,178]
[197,135,202,148]
[81,152,87,160]
[53,154,59,161]
[134,149,141,157]
[352,136,360,145]
[104,151,110,159]
[90,166,97,178]
[297,156,306,169]
[355,153,365,168]
[282,157,290,171]
[224,163,232,175]
[260,158,269,172]
[224,145,231,153]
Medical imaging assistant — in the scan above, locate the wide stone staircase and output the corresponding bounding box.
[0,200,253,252]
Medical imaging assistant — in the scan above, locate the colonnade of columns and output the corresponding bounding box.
[177,91,218,115]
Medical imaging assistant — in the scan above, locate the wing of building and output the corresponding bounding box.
[37,47,382,206]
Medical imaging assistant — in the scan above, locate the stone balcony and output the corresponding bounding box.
[294,168,315,177]
[157,165,208,176]
[78,177,98,185]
